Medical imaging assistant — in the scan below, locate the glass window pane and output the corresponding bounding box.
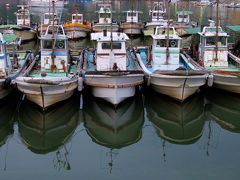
[55,40,65,50]
[42,40,52,49]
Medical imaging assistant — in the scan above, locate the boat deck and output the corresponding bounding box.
[139,48,193,73]
[28,60,78,78]
[206,65,240,72]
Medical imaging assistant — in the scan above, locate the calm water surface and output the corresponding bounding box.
[0,1,240,179]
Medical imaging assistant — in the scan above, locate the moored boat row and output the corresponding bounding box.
[1,0,240,111]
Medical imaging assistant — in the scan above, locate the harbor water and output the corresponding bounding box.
[0,1,240,179]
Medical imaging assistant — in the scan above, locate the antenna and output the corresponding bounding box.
[166,0,170,65]
[51,0,55,72]
[110,0,113,51]
[214,0,219,62]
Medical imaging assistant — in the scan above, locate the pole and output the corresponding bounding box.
[166,0,170,65]
[51,0,55,71]
[215,0,219,62]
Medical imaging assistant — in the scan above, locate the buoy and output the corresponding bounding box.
[78,76,83,91]
[208,74,214,87]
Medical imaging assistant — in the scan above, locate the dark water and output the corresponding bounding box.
[0,1,240,179]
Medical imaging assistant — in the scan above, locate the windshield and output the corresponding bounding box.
[156,39,179,48]
[100,13,111,18]
[205,36,227,46]
[102,43,122,50]
[42,39,66,50]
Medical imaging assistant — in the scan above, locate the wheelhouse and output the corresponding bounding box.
[72,13,83,24]
[16,5,31,26]
[91,31,129,71]
[40,25,69,73]
[151,26,182,71]
[198,20,228,67]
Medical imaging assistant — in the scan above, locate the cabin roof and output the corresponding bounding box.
[176,11,193,15]
[151,34,181,40]
[122,10,143,13]
[227,25,240,32]
[39,34,68,40]
[198,27,228,37]
[91,32,129,41]
[183,27,201,34]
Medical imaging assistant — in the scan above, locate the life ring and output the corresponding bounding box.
[170,40,177,47]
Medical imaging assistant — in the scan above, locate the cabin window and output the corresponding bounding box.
[55,40,66,50]
[128,12,137,17]
[102,43,122,50]
[42,40,52,49]
[73,16,82,20]
[153,13,161,17]
[205,36,227,46]
[100,13,111,18]
[178,15,188,18]
[156,39,178,48]
[42,39,66,49]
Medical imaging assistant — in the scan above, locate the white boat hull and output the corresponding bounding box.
[84,74,143,106]
[65,31,88,39]
[123,28,142,35]
[93,24,119,32]
[16,77,78,108]
[213,73,240,94]
[148,74,207,101]
[120,23,143,35]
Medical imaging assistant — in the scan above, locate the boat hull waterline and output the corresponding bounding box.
[84,74,143,106]
[16,77,78,108]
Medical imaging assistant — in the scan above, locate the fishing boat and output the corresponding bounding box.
[92,3,119,32]
[0,33,33,100]
[63,4,91,39]
[144,1,168,36]
[18,97,79,154]
[80,30,144,106]
[173,11,197,35]
[188,0,240,94]
[120,10,144,35]
[84,93,144,149]
[16,23,78,109]
[136,25,208,101]
[38,12,60,36]
[12,5,36,42]
[146,90,205,144]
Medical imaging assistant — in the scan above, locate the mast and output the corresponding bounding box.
[23,0,26,26]
[166,0,170,65]
[51,0,55,71]
[49,0,51,24]
[214,0,219,62]
[110,0,113,51]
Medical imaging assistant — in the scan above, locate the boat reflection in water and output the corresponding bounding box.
[146,90,205,145]
[206,89,240,133]
[18,96,80,154]
[84,94,144,149]
[0,95,16,147]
